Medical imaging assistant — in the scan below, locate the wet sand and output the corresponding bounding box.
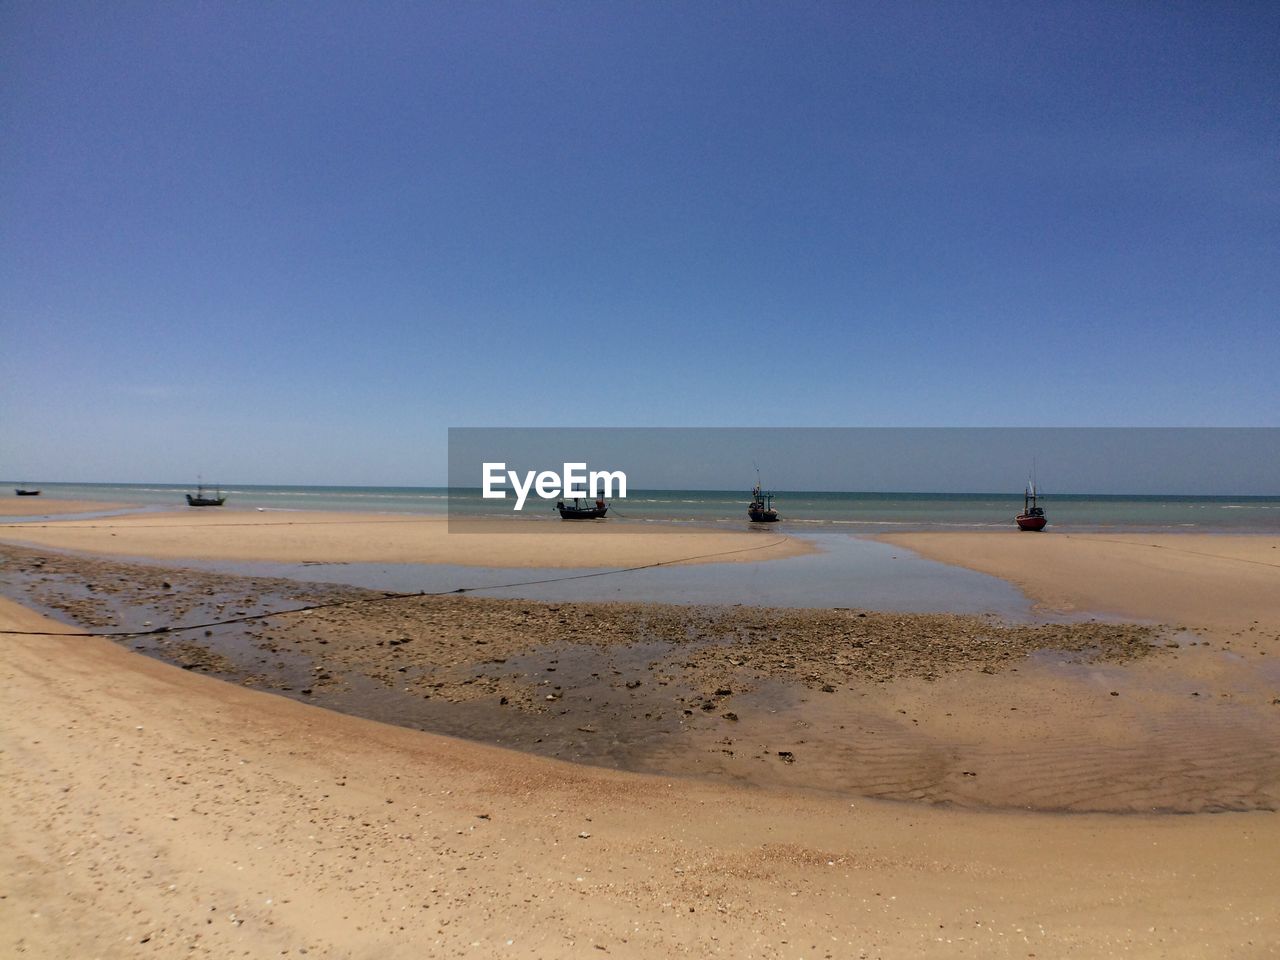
[0,497,128,517]
[4,597,1279,959]
[0,510,815,567]
[3,542,1276,814]
[2,523,1279,956]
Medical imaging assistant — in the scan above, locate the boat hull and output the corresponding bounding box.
[1015,514,1046,531]
[558,505,607,520]
[748,510,779,523]
[14,489,41,496]
[186,495,226,507]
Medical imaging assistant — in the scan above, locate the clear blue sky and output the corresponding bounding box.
[2,2,1276,484]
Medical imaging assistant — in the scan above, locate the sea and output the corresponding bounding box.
[5,482,1280,532]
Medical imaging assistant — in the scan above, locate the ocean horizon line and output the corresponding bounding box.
[6,480,1279,500]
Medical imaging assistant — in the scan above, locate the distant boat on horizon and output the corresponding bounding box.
[14,487,40,496]
[186,479,226,507]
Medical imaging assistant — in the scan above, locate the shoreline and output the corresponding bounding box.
[0,498,130,517]
[3,519,1278,956]
[0,510,817,568]
[3,538,1276,815]
[7,487,1280,536]
[4,597,1279,958]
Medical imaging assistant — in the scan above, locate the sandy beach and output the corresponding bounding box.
[2,517,1279,957]
[0,498,128,517]
[4,598,1278,959]
[878,531,1280,631]
[8,1,1277,955]
[0,510,814,567]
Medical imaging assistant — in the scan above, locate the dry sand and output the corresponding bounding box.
[3,525,1280,957]
[3,598,1278,959]
[0,510,813,568]
[878,531,1280,631]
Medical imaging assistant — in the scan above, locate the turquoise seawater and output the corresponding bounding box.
[4,482,1279,532]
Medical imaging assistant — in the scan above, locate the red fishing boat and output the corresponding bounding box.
[1015,479,1046,531]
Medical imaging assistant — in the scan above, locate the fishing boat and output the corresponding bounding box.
[556,497,607,520]
[1015,479,1046,531]
[185,480,226,507]
[748,481,779,523]
[14,487,41,496]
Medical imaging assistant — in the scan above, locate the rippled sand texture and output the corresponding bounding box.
[3,540,1276,813]
[4,599,1279,959]
[2,519,1279,958]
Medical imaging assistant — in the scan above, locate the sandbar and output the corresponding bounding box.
[0,510,814,568]
[878,531,1280,631]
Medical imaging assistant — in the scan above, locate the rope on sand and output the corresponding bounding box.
[0,536,794,639]
[1059,533,1280,569]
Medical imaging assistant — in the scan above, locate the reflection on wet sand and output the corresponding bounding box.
[5,541,1276,813]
